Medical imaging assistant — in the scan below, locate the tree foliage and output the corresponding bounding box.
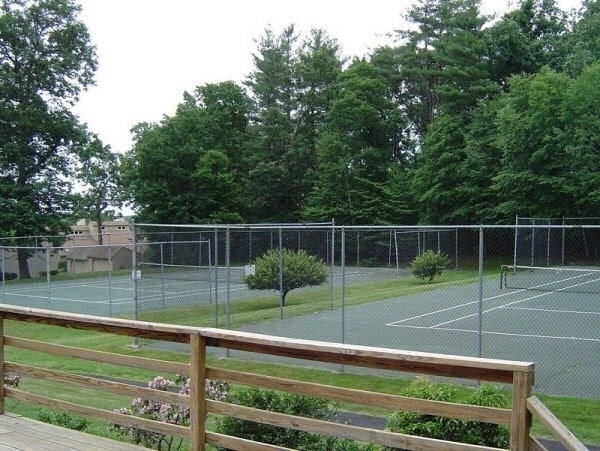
[120,82,249,224]
[0,0,96,276]
[7,1,600,236]
[74,135,121,244]
[244,248,327,305]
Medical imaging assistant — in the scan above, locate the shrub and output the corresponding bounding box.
[111,375,229,450]
[385,379,509,449]
[244,248,328,305]
[461,385,510,448]
[38,410,89,431]
[410,250,450,282]
[216,387,375,450]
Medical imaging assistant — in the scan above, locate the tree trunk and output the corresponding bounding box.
[96,212,103,245]
[17,247,31,279]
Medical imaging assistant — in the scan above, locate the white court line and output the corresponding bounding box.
[386,300,478,326]
[385,284,532,326]
[509,307,600,316]
[429,274,600,329]
[3,282,252,308]
[3,291,132,305]
[385,270,599,328]
[387,324,600,343]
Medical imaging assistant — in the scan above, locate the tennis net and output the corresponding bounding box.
[136,262,247,284]
[500,265,600,294]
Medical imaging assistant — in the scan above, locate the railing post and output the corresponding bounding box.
[511,370,534,450]
[0,313,4,414]
[190,333,206,450]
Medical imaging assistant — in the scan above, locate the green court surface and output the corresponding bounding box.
[1,268,598,398]
[234,277,600,398]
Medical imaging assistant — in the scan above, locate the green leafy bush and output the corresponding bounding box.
[216,387,375,450]
[385,379,509,449]
[410,250,450,282]
[244,248,328,305]
[38,410,89,431]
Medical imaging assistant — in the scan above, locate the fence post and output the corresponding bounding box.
[1,248,4,303]
[278,227,283,320]
[511,369,534,450]
[45,247,51,309]
[0,314,3,414]
[189,333,207,450]
[477,226,483,358]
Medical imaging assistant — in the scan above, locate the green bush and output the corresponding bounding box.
[410,250,450,282]
[244,248,328,305]
[38,410,89,431]
[1,272,17,281]
[385,379,509,449]
[216,387,375,450]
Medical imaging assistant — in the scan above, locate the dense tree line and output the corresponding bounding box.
[2,0,599,247]
[121,0,600,225]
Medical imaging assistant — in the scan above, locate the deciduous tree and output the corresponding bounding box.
[74,135,121,244]
[0,0,96,277]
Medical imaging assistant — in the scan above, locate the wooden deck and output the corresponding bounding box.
[0,413,147,450]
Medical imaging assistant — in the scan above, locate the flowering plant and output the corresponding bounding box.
[111,375,229,450]
[4,373,20,388]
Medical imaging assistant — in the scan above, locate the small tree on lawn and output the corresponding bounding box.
[245,248,327,306]
[410,250,451,282]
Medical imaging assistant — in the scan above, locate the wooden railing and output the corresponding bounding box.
[0,304,586,450]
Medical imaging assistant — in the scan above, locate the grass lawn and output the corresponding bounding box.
[138,269,487,328]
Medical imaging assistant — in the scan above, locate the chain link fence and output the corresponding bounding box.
[1,222,598,398]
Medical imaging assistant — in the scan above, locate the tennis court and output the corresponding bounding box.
[237,266,600,398]
[1,264,598,397]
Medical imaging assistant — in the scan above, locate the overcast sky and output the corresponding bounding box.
[73,0,582,154]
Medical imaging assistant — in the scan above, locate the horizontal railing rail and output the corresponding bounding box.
[0,303,583,450]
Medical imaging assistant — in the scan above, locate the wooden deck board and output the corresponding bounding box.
[0,413,147,450]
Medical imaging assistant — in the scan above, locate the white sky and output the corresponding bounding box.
[73,0,582,154]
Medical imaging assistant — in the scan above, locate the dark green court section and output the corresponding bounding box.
[234,279,600,398]
[1,269,598,398]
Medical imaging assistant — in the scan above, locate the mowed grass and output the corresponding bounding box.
[138,268,486,327]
